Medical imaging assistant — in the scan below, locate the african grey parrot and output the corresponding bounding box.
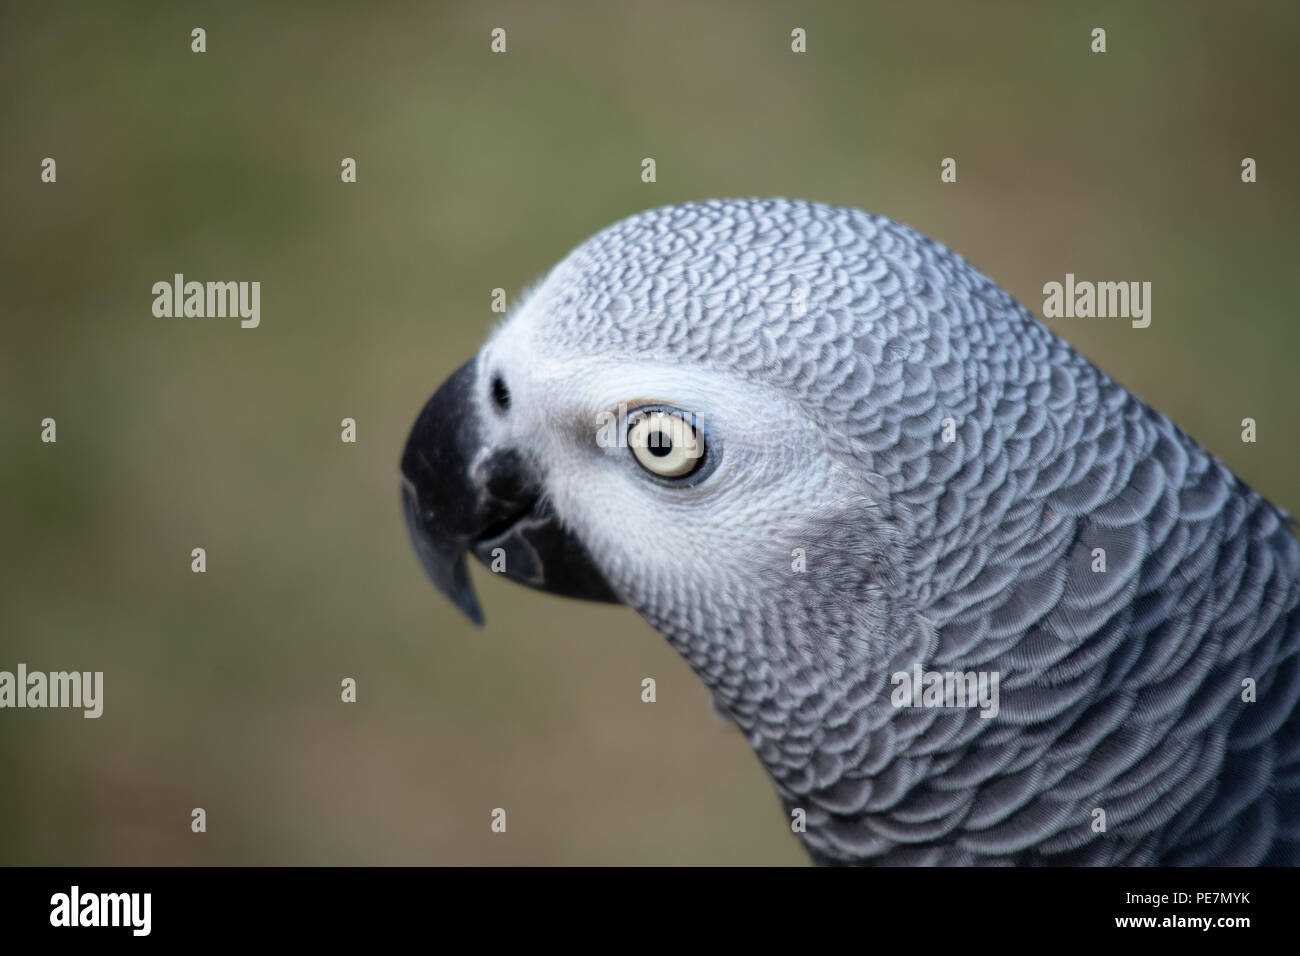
[400,198,1300,865]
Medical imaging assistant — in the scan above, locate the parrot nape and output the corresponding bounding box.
[400,199,1300,865]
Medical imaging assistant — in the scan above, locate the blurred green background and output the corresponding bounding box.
[2,1,1297,865]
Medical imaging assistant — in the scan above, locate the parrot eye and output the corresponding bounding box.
[627,408,706,480]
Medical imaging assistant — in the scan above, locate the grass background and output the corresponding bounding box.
[1,1,1297,864]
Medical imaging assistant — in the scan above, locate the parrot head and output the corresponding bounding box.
[401,199,926,689]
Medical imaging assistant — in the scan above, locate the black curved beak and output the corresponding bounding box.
[400,359,621,625]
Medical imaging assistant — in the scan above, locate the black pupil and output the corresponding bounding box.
[647,431,672,457]
[491,375,510,411]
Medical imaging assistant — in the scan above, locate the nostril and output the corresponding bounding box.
[490,374,511,413]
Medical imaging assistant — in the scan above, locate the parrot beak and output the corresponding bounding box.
[400,359,621,626]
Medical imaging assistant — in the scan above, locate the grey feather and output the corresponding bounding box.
[485,199,1300,864]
